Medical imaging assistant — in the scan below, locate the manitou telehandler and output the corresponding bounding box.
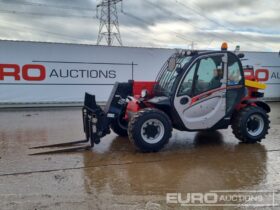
[30,43,270,154]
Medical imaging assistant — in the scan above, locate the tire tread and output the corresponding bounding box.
[128,108,172,152]
[231,106,270,143]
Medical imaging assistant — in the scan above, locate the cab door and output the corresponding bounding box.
[173,53,227,130]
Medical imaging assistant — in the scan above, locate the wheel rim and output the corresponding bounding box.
[141,119,165,144]
[246,114,265,137]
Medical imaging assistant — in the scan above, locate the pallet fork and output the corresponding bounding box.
[29,93,110,155]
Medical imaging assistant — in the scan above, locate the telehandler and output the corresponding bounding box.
[30,43,270,154]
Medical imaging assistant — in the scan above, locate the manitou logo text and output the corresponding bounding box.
[0,64,46,81]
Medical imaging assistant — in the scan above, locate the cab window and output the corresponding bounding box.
[193,55,224,95]
[228,54,242,85]
[178,63,197,96]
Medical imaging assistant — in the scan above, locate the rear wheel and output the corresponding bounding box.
[232,106,270,143]
[128,108,172,152]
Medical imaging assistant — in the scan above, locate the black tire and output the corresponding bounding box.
[232,106,270,143]
[111,116,128,137]
[128,108,172,152]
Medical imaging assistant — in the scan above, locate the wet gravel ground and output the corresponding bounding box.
[0,102,279,210]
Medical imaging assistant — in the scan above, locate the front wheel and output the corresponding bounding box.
[232,106,270,143]
[128,108,172,152]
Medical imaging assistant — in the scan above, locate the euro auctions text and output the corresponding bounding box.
[0,63,116,81]
[166,190,277,207]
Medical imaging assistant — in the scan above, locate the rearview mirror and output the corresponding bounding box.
[168,57,177,71]
[237,53,245,59]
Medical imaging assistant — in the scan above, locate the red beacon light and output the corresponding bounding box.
[221,42,228,51]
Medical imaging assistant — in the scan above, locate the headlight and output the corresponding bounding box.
[141,89,148,98]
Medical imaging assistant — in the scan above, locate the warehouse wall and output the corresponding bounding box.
[0,40,279,107]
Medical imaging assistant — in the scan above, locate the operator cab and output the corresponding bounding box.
[152,45,245,131]
[153,50,198,97]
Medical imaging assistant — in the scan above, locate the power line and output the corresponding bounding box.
[121,11,150,26]
[0,9,96,19]
[122,10,195,42]
[122,7,210,50]
[175,0,266,47]
[142,0,190,23]
[0,0,96,11]
[0,23,83,42]
[142,0,231,44]
[121,26,171,48]
[175,0,231,31]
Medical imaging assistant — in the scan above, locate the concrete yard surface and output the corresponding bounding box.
[0,103,280,210]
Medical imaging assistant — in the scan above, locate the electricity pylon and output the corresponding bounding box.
[96,0,123,46]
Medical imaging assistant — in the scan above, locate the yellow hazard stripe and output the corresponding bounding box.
[245,80,267,89]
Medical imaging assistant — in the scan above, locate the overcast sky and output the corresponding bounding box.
[0,0,279,51]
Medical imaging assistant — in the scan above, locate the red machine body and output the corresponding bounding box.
[132,81,157,97]
[235,66,266,111]
[125,81,156,119]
